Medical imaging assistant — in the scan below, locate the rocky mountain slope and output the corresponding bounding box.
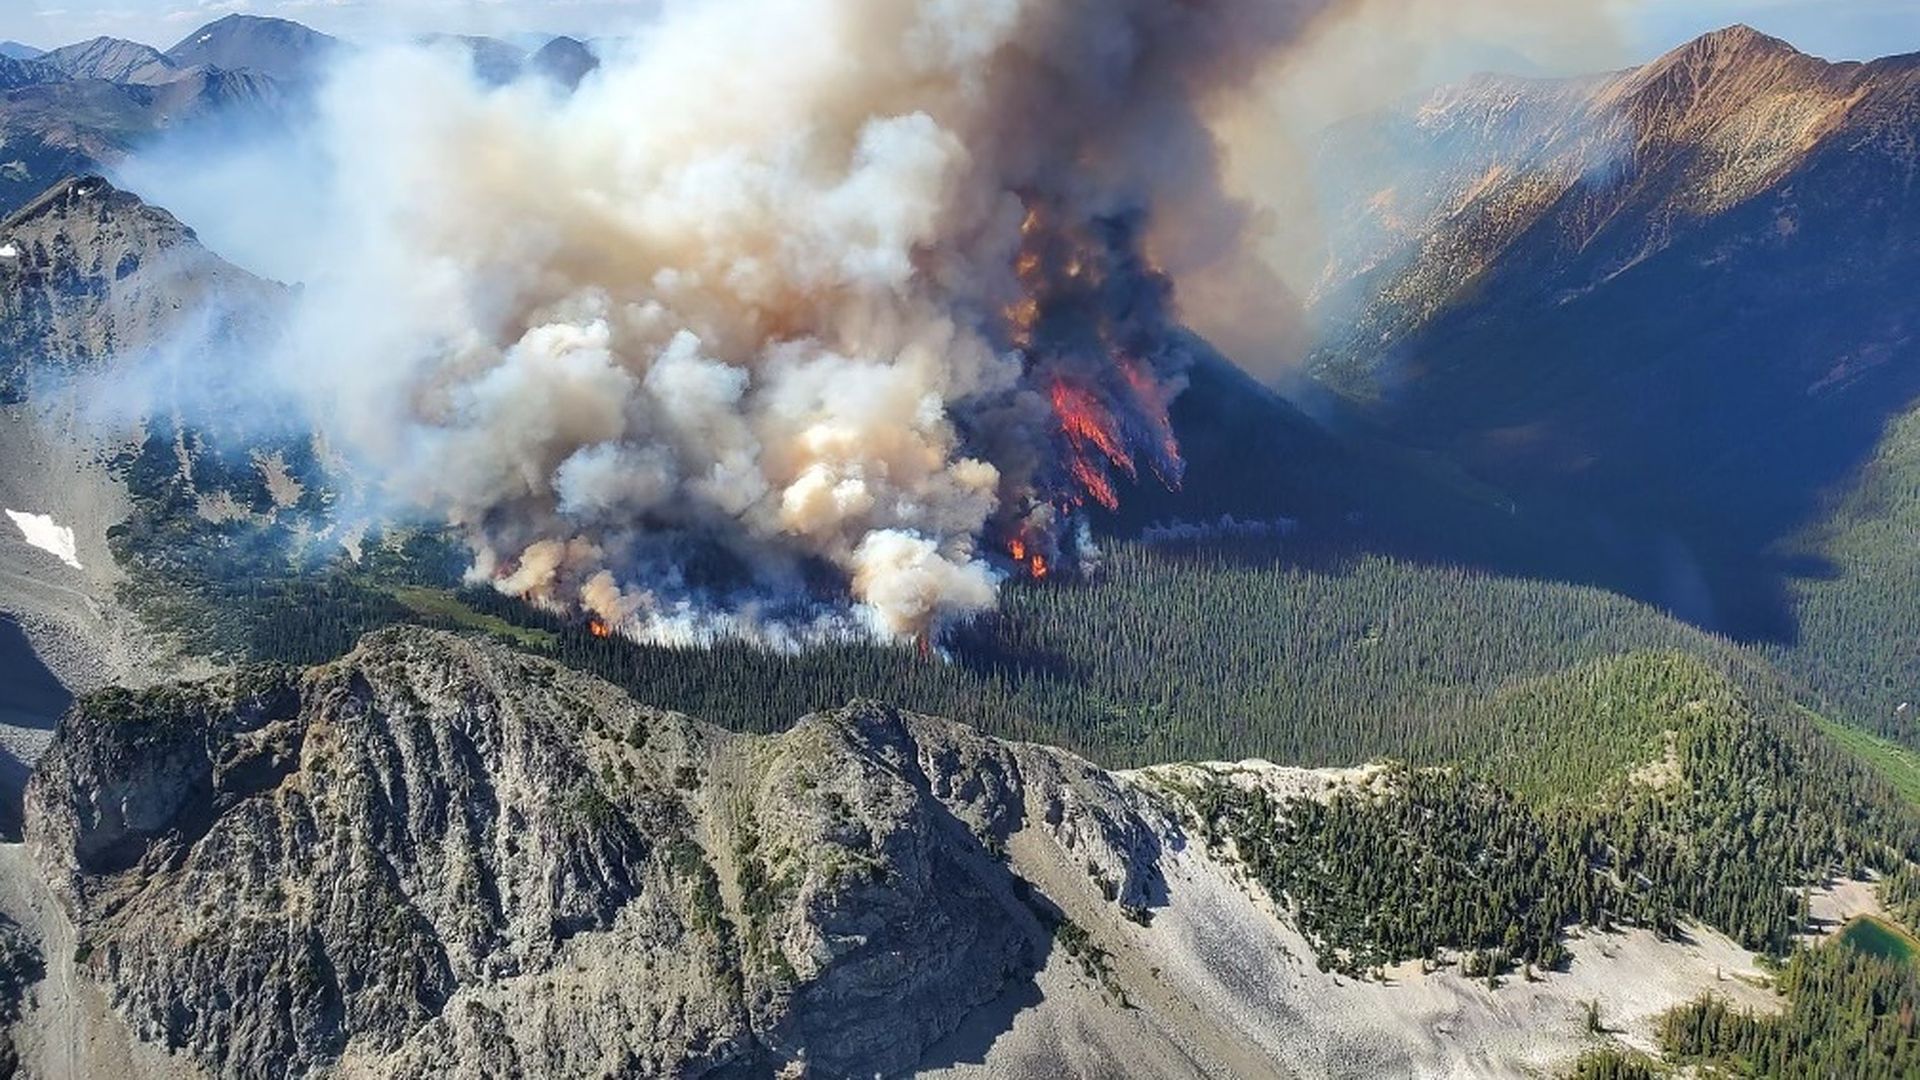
[0,60,285,216]
[39,38,181,86]
[0,626,1781,1079]
[0,176,280,822]
[529,37,601,90]
[1304,27,1920,654]
[0,55,58,91]
[0,15,312,219]
[162,16,337,84]
[0,176,282,402]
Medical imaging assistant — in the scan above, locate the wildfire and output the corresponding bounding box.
[1050,379,1137,511]
[589,619,613,639]
[997,196,1189,565]
[1006,530,1052,580]
[1118,355,1184,488]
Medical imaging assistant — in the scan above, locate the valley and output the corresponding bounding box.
[0,8,1916,1079]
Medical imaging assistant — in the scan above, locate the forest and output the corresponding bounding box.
[1183,653,1913,978]
[97,419,1920,1080]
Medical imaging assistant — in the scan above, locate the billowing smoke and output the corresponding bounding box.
[194,0,1341,644]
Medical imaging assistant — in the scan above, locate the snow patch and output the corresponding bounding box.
[4,510,83,570]
[0,244,17,259]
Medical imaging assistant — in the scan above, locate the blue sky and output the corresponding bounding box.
[1632,0,1920,62]
[1,0,1917,65]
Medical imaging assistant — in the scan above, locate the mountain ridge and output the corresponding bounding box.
[162,14,337,83]
[0,175,283,403]
[4,625,1825,1078]
[39,36,179,85]
[1305,24,1920,656]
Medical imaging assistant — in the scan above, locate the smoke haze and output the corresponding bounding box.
[107,0,1626,646]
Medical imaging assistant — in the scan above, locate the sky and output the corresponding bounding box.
[0,0,1917,66]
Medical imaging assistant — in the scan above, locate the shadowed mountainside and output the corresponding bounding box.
[1306,27,1920,656]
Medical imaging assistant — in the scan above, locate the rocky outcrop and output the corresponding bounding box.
[20,628,1168,1078]
[38,38,180,86]
[0,176,283,401]
[5,626,1802,1079]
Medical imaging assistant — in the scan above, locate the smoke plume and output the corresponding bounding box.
[186,0,1349,644]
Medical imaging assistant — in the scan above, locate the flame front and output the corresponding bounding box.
[1000,199,1188,546]
[1050,379,1135,511]
[1006,528,1051,580]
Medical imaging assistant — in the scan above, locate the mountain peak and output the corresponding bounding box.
[165,14,337,82]
[0,176,193,250]
[39,35,178,84]
[530,35,600,89]
[1688,24,1801,58]
[1639,24,1812,81]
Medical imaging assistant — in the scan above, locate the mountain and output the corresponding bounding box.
[0,43,42,62]
[0,176,281,402]
[530,36,600,89]
[0,62,287,217]
[0,177,284,730]
[1,625,1842,1078]
[414,33,599,89]
[39,36,179,85]
[0,54,59,91]
[1305,27,1920,652]
[420,34,528,85]
[164,15,338,83]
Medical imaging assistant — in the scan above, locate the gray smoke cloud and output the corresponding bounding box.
[95,0,1639,647]
[109,0,1352,646]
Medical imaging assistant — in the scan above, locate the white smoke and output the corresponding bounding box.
[186,0,1344,644]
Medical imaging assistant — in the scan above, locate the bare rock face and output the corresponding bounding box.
[10,626,1803,1080]
[0,176,282,402]
[162,15,339,86]
[38,38,181,85]
[22,627,1150,1078]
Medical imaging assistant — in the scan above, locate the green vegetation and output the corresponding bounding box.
[385,586,559,650]
[1771,405,1920,747]
[1883,864,1920,932]
[99,417,1920,1030]
[455,542,1783,772]
[1659,942,1920,1078]
[1187,653,1911,977]
[83,666,301,731]
[104,421,486,666]
[1807,711,1920,807]
[1565,1048,1661,1080]
[1837,917,1919,966]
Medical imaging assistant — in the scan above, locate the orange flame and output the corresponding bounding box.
[1050,381,1136,477]
[1004,197,1185,516]
[1049,379,1138,510]
[1006,528,1053,580]
[1119,355,1183,486]
[589,619,612,639]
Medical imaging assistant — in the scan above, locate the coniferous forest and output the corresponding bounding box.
[97,425,1920,1080]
